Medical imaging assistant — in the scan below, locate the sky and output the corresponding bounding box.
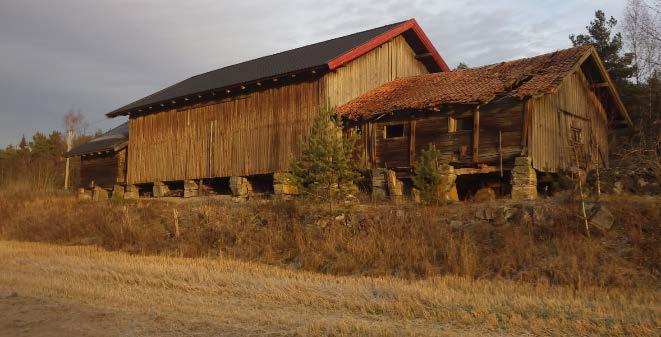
[0,0,627,147]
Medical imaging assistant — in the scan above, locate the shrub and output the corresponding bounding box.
[411,144,444,203]
[289,106,361,211]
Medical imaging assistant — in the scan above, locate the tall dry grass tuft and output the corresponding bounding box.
[0,191,658,288]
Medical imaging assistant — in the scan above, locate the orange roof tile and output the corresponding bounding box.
[337,45,592,119]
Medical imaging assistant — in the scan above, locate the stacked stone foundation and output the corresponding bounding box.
[511,157,538,200]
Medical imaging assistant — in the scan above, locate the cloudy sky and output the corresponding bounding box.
[0,0,626,147]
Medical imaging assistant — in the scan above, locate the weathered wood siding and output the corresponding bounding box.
[528,69,609,172]
[369,99,524,172]
[81,153,121,189]
[127,81,321,184]
[126,35,430,184]
[323,35,429,107]
[476,99,524,165]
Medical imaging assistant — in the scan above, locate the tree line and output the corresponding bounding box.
[0,111,101,190]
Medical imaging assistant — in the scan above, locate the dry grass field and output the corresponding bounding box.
[0,191,659,336]
[1,240,659,337]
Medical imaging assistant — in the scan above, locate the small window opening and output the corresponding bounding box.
[384,124,405,139]
[448,117,474,132]
[570,127,582,144]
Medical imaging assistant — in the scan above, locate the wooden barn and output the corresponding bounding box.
[337,45,631,200]
[105,19,449,197]
[66,123,129,192]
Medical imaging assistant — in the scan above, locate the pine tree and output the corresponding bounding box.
[289,107,361,210]
[411,144,444,203]
[570,10,637,84]
[455,62,469,70]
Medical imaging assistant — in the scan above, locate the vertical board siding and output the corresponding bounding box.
[126,34,430,184]
[128,81,320,184]
[323,35,429,107]
[529,69,609,172]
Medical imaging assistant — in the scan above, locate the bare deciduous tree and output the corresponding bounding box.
[624,0,661,81]
[63,109,87,136]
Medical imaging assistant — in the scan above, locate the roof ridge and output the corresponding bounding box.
[470,45,590,71]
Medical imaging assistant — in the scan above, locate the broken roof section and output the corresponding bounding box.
[107,19,448,118]
[67,123,128,157]
[338,45,630,125]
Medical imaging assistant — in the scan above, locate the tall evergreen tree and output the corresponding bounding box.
[570,10,637,84]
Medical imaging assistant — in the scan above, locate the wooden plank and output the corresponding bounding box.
[472,105,480,162]
[409,120,416,166]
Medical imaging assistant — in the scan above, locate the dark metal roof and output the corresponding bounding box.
[67,123,129,157]
[106,21,412,117]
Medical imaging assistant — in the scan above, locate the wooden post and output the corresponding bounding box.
[473,105,480,162]
[595,143,601,198]
[409,120,416,167]
[64,129,73,190]
[499,130,503,177]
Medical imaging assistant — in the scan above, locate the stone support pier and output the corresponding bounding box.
[511,157,538,200]
[437,164,459,202]
[273,172,298,197]
[184,180,199,198]
[124,185,140,199]
[230,176,252,197]
[153,181,170,198]
[386,169,404,203]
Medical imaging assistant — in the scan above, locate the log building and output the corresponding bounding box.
[105,19,448,197]
[337,45,631,200]
[66,123,129,191]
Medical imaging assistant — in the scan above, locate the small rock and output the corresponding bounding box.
[2,291,18,299]
[450,220,463,229]
[475,206,496,220]
[315,219,329,228]
[335,214,345,222]
[638,178,648,187]
[473,188,496,202]
[588,205,614,232]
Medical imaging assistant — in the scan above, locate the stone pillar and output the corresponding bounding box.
[183,180,199,198]
[386,169,404,203]
[273,172,298,197]
[78,188,92,201]
[124,185,140,199]
[92,186,109,201]
[112,184,125,199]
[437,164,459,202]
[229,176,252,197]
[371,168,387,201]
[411,188,422,203]
[153,181,170,198]
[511,157,537,201]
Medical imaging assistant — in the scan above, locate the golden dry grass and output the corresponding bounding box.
[1,191,658,288]
[0,240,658,336]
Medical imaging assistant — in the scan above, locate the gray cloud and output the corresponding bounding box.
[0,0,625,146]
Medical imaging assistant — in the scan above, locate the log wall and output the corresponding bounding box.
[81,152,123,189]
[369,99,524,173]
[528,69,609,172]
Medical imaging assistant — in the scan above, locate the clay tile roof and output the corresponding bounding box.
[338,45,592,119]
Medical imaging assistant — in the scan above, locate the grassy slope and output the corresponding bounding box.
[1,240,658,337]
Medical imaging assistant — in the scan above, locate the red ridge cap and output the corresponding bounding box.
[327,19,450,72]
